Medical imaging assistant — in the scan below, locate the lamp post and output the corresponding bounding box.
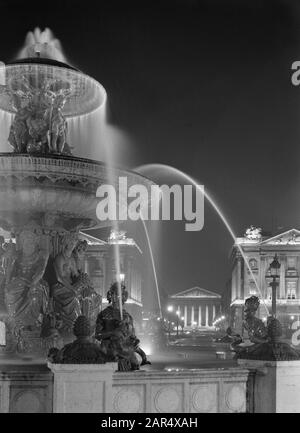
[269,254,281,318]
[166,306,173,339]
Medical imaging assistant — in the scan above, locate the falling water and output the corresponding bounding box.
[93,104,123,318]
[17,27,67,63]
[135,163,270,316]
[140,218,163,318]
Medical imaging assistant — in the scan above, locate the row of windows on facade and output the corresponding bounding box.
[248,257,299,270]
[249,284,297,299]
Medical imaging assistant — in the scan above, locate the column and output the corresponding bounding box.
[279,255,285,299]
[237,256,242,298]
[213,304,216,321]
[191,305,194,327]
[184,305,187,327]
[198,306,202,327]
[205,305,209,327]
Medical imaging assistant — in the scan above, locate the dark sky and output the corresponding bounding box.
[1,0,300,306]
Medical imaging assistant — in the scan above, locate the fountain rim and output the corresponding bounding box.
[0,152,156,185]
[6,57,80,72]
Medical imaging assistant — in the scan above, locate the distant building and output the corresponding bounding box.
[79,230,143,325]
[230,227,300,333]
[166,286,222,329]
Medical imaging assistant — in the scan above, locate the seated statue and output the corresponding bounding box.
[232,296,300,361]
[52,234,101,334]
[48,315,106,364]
[95,282,150,371]
[4,228,50,333]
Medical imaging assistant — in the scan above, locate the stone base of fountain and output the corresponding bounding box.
[48,362,117,413]
[238,359,300,412]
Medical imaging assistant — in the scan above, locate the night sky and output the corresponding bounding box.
[1,0,300,307]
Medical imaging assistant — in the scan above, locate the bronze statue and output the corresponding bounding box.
[48,315,106,364]
[232,296,300,361]
[4,227,50,333]
[52,234,101,334]
[7,75,72,155]
[95,282,150,371]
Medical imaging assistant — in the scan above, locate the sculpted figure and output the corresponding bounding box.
[52,234,101,333]
[52,233,82,332]
[48,315,106,364]
[4,228,49,331]
[7,76,72,155]
[8,94,30,153]
[47,90,69,154]
[232,296,300,361]
[95,282,150,371]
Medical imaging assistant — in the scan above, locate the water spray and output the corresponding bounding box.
[140,217,163,319]
[136,163,270,317]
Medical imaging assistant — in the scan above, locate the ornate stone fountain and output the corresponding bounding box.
[0,33,153,357]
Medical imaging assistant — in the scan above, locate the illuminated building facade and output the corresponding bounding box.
[229,227,300,333]
[167,286,221,329]
[79,230,143,325]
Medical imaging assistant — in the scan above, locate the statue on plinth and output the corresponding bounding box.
[48,315,106,364]
[95,282,150,371]
[232,296,300,361]
[52,234,101,334]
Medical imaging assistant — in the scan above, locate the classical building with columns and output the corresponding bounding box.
[167,286,222,329]
[229,227,300,334]
[79,230,143,325]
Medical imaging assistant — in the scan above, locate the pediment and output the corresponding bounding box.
[260,229,300,246]
[170,286,221,299]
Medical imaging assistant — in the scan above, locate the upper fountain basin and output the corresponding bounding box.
[0,58,106,117]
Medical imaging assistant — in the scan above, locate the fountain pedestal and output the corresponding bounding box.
[238,359,300,413]
[48,362,117,413]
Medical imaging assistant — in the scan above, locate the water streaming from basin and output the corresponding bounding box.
[135,163,270,317]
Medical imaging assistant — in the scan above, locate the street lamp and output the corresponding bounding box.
[269,254,281,317]
[167,305,173,313]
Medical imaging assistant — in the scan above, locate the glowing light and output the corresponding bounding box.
[262,317,267,322]
[142,345,152,356]
[167,305,174,312]
[291,316,295,320]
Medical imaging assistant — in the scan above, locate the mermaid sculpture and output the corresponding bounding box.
[95,282,150,371]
